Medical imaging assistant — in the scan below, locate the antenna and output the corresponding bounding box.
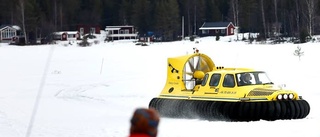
[182,16,184,40]
[193,47,199,53]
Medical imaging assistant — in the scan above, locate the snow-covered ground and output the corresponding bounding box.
[0,35,319,137]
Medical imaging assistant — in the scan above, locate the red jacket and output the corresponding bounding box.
[129,133,152,137]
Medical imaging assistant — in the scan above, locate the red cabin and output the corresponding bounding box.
[199,22,236,36]
[77,24,101,37]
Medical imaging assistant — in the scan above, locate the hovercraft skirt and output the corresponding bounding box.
[149,98,310,121]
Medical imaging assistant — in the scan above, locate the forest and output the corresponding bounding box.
[1,0,320,43]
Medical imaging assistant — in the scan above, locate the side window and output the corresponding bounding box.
[125,29,129,34]
[90,27,96,34]
[223,74,235,87]
[221,29,225,34]
[201,74,209,86]
[209,74,221,86]
[237,72,254,86]
[202,30,209,34]
[80,28,84,35]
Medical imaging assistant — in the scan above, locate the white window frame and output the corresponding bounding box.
[202,30,209,34]
[221,29,225,34]
[90,27,96,34]
[125,29,129,34]
[80,28,84,35]
[68,34,75,38]
[1,28,16,39]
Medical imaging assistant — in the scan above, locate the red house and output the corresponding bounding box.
[105,25,138,41]
[77,24,101,36]
[199,22,235,36]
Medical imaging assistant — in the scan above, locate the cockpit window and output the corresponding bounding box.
[236,71,272,86]
[223,74,235,87]
[209,74,221,86]
[201,74,209,86]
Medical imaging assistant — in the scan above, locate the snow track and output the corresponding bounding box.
[0,112,22,137]
[55,84,109,102]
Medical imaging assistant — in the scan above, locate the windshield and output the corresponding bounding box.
[236,71,273,86]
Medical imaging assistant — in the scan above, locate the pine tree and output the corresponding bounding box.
[154,0,180,41]
[61,0,80,30]
[25,0,42,43]
[166,0,180,40]
[205,0,221,22]
[132,0,151,35]
[119,0,133,25]
[238,0,259,33]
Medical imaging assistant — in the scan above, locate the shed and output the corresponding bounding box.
[53,31,80,41]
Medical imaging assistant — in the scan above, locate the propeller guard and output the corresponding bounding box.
[163,53,215,91]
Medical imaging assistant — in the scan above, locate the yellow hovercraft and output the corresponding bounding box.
[149,49,310,121]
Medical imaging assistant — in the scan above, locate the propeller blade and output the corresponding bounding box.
[200,59,210,72]
[196,56,201,70]
[187,77,195,81]
[188,59,195,72]
[186,72,194,76]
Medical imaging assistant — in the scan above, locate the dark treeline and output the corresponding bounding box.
[1,0,320,42]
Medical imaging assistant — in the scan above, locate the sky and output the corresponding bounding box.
[0,34,319,137]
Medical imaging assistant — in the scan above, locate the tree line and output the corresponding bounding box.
[1,0,320,43]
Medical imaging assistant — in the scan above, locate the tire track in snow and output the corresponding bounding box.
[0,111,22,137]
[55,83,109,102]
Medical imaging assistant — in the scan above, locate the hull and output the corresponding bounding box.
[149,98,310,121]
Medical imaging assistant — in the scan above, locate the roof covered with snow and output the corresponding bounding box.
[0,25,20,31]
[199,22,234,30]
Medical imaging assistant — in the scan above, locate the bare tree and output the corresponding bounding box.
[294,0,300,37]
[293,46,304,61]
[260,0,267,39]
[59,1,63,31]
[288,11,296,38]
[231,0,239,26]
[17,0,27,44]
[304,0,317,37]
[274,0,279,37]
[54,0,57,31]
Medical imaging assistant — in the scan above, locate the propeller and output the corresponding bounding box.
[183,55,210,90]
